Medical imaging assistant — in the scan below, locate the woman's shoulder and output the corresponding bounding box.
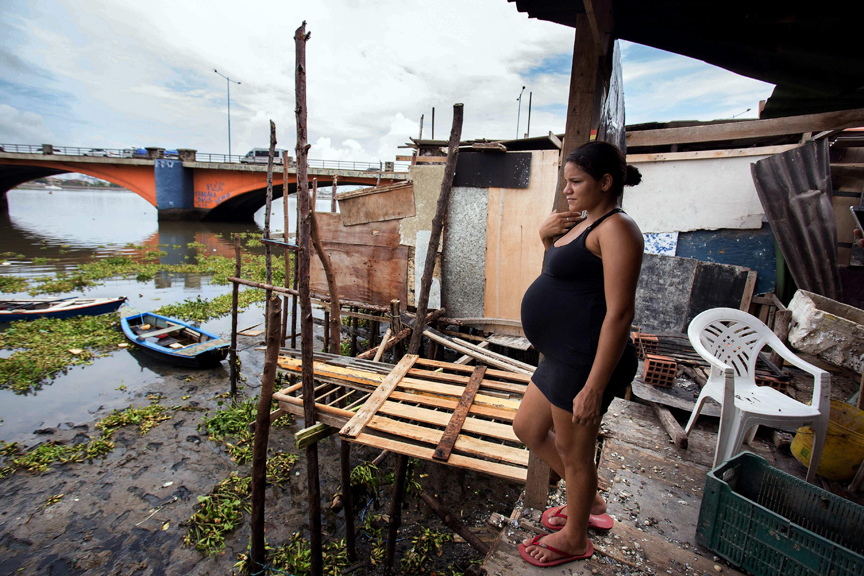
[598,211,643,248]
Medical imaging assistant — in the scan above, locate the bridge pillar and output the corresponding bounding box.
[155,158,204,220]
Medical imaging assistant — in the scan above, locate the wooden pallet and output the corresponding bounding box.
[274,354,531,483]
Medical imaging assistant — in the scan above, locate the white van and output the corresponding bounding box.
[240,148,285,164]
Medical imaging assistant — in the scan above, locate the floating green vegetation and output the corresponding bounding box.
[401,527,452,574]
[184,472,252,555]
[185,453,301,556]
[0,315,125,394]
[155,289,265,323]
[0,275,28,293]
[24,247,288,296]
[0,402,176,479]
[31,257,59,264]
[234,533,350,576]
[200,396,292,464]
[95,403,173,435]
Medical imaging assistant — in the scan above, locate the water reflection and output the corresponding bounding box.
[0,186,335,443]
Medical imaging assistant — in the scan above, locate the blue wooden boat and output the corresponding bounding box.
[0,296,127,322]
[120,311,229,368]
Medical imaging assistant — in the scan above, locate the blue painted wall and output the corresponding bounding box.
[676,223,776,294]
[154,159,194,210]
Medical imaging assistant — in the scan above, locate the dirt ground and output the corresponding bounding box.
[0,335,522,575]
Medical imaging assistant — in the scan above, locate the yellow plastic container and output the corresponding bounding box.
[791,400,864,481]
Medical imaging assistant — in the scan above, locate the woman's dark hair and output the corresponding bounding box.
[565,141,642,197]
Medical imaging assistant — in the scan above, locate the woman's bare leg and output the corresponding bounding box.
[523,403,600,563]
[513,383,607,528]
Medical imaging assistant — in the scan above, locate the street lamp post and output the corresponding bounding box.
[214,69,241,158]
[516,86,526,139]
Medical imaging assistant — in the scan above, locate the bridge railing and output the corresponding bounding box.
[1,143,412,172]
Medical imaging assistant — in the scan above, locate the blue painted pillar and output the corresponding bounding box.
[154,158,195,219]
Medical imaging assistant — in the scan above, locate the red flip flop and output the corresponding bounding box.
[541,505,614,531]
[519,534,594,567]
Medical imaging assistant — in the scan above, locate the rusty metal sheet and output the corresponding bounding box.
[314,212,402,247]
[751,140,842,300]
[336,182,415,226]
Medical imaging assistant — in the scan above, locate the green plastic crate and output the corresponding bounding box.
[697,453,864,576]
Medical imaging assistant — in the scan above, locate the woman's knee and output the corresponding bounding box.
[513,415,547,447]
[554,436,594,469]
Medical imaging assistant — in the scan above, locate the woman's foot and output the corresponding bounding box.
[520,532,593,566]
[545,492,607,528]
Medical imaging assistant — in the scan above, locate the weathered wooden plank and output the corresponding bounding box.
[377,400,519,442]
[486,332,533,351]
[422,329,533,375]
[337,182,415,225]
[627,144,800,163]
[413,358,531,382]
[414,156,448,164]
[434,365,486,461]
[312,212,402,247]
[366,414,528,467]
[309,243,408,307]
[352,433,528,483]
[626,108,864,148]
[340,355,418,438]
[407,367,527,395]
[388,390,516,422]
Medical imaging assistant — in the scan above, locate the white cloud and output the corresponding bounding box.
[0,104,57,143]
[1,1,776,158]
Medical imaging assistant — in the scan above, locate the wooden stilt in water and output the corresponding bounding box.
[340,439,357,562]
[249,296,282,570]
[295,20,322,576]
[323,311,330,352]
[408,103,463,356]
[330,175,338,213]
[282,150,292,347]
[350,307,358,356]
[264,121,277,337]
[385,454,409,570]
[229,234,241,398]
[309,207,341,354]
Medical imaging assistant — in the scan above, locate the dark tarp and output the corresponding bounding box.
[507,1,864,117]
[751,140,842,300]
[596,40,626,153]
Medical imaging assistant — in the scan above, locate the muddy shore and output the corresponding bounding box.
[0,333,521,575]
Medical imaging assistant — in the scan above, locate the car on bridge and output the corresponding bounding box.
[84,148,108,157]
[241,148,285,164]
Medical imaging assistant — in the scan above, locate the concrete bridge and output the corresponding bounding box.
[0,144,408,221]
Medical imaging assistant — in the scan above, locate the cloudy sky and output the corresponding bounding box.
[1,0,774,163]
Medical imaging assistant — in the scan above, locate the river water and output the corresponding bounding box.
[0,186,333,444]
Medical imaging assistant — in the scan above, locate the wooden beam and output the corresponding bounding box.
[651,402,688,449]
[626,108,864,148]
[339,354,418,438]
[555,12,602,212]
[627,144,801,164]
[583,0,614,58]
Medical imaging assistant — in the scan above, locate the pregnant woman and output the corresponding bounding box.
[515,141,644,567]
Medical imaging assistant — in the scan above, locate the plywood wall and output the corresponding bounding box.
[484,150,559,332]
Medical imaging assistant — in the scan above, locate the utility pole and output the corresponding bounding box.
[214,69,241,158]
[516,86,526,139]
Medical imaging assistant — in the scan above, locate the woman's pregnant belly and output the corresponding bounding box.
[520,274,599,365]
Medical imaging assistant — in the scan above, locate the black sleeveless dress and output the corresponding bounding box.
[520,208,638,413]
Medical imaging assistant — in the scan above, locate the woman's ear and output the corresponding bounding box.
[600,173,613,192]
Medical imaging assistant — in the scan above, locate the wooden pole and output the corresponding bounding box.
[249,296,282,570]
[323,311,330,353]
[229,234,241,398]
[350,307,358,356]
[768,310,792,369]
[340,439,357,562]
[420,492,490,556]
[264,121,277,335]
[310,209,341,354]
[408,103,463,356]
[385,455,409,569]
[282,150,291,347]
[330,175,338,213]
[312,177,318,208]
[652,402,688,449]
[554,13,602,213]
[295,20,323,576]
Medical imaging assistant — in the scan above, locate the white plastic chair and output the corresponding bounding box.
[685,308,830,483]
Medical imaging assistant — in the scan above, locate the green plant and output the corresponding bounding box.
[95,403,173,435]
[184,473,252,555]
[401,527,452,574]
[0,275,28,293]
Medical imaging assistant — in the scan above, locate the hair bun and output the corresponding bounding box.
[624,165,642,186]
